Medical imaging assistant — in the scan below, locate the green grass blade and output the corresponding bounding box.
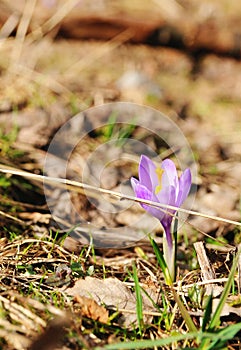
[132,263,143,333]
[105,112,117,139]
[150,237,172,285]
[96,332,197,349]
[96,331,230,350]
[201,293,213,332]
[208,249,240,330]
[204,322,241,350]
[171,286,198,333]
[96,324,241,350]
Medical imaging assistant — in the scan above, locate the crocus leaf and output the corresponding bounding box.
[132,263,143,333]
[150,237,172,286]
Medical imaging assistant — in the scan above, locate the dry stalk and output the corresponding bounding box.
[194,241,223,297]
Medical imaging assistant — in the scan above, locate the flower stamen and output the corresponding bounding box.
[155,167,164,194]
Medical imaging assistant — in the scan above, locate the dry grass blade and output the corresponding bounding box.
[0,329,31,350]
[0,295,46,330]
[0,165,240,227]
[10,0,37,68]
[0,290,69,349]
[0,13,19,46]
[0,237,73,260]
[0,210,26,225]
[27,0,83,44]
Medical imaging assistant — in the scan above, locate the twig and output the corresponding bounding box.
[194,242,223,296]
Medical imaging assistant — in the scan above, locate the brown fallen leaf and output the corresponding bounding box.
[74,295,109,324]
[63,276,158,327]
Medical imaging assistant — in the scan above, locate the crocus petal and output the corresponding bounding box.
[131,181,165,221]
[132,156,191,231]
[176,168,192,207]
[139,155,158,191]
[155,183,174,209]
[159,185,177,223]
[130,177,139,191]
[161,159,178,190]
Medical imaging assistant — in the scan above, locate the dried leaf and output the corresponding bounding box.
[64,277,157,327]
[74,295,109,323]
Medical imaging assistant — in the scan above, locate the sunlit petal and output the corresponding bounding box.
[139,155,158,190]
[161,159,178,189]
[132,182,165,221]
[176,168,192,207]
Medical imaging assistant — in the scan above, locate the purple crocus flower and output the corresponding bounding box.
[131,155,191,277]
